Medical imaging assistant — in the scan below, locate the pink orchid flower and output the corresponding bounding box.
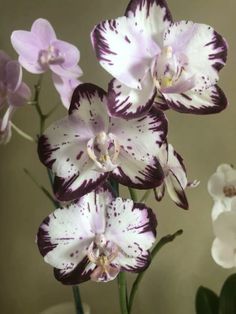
[91,0,227,118]
[37,186,157,284]
[11,18,82,108]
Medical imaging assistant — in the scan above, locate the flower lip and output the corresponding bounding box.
[87,131,120,172]
[38,45,64,68]
[87,238,120,282]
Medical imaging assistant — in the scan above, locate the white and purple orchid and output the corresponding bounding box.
[38,83,167,201]
[0,50,31,144]
[37,186,157,284]
[208,164,236,220]
[154,142,198,209]
[11,18,82,108]
[91,0,227,118]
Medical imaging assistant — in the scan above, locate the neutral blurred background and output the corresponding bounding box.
[0,0,235,313]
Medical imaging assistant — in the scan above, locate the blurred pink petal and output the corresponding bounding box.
[6,60,22,92]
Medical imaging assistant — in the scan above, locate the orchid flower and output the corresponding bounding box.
[154,142,198,209]
[0,50,31,144]
[211,198,236,269]
[0,50,31,108]
[91,0,227,119]
[37,186,157,284]
[11,18,82,108]
[38,83,167,201]
[208,164,236,220]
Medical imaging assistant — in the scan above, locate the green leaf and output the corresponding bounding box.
[219,273,236,314]
[196,286,219,314]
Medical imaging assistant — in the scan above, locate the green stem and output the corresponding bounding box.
[118,272,129,314]
[23,168,56,206]
[139,190,152,203]
[128,187,138,202]
[73,286,84,314]
[11,123,35,142]
[128,229,183,313]
[33,74,84,312]
[32,75,46,135]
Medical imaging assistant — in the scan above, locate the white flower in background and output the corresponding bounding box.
[211,197,236,268]
[208,164,236,220]
[37,186,157,284]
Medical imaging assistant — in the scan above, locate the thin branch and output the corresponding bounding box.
[128,229,183,313]
[23,168,57,207]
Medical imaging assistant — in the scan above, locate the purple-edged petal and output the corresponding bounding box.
[105,199,157,256]
[37,206,94,270]
[165,170,188,209]
[8,82,31,107]
[54,257,96,285]
[31,18,57,47]
[154,183,165,201]
[107,73,156,119]
[11,30,42,62]
[91,16,158,89]
[113,154,164,189]
[116,251,150,272]
[5,61,22,92]
[38,119,107,201]
[166,144,187,189]
[125,0,173,46]
[163,85,227,114]
[51,40,80,68]
[111,108,167,188]
[164,21,227,89]
[111,108,167,162]
[69,83,109,133]
[211,238,236,269]
[53,171,108,202]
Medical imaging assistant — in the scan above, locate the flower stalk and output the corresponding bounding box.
[128,229,183,313]
[118,272,129,314]
[33,75,84,314]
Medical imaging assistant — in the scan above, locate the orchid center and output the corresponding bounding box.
[87,131,120,172]
[223,185,236,197]
[38,45,64,66]
[87,236,120,282]
[152,46,186,91]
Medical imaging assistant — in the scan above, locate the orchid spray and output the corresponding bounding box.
[1,0,228,313]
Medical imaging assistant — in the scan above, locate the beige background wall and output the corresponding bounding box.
[0,0,235,313]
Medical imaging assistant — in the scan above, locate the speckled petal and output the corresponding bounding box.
[105,199,157,256]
